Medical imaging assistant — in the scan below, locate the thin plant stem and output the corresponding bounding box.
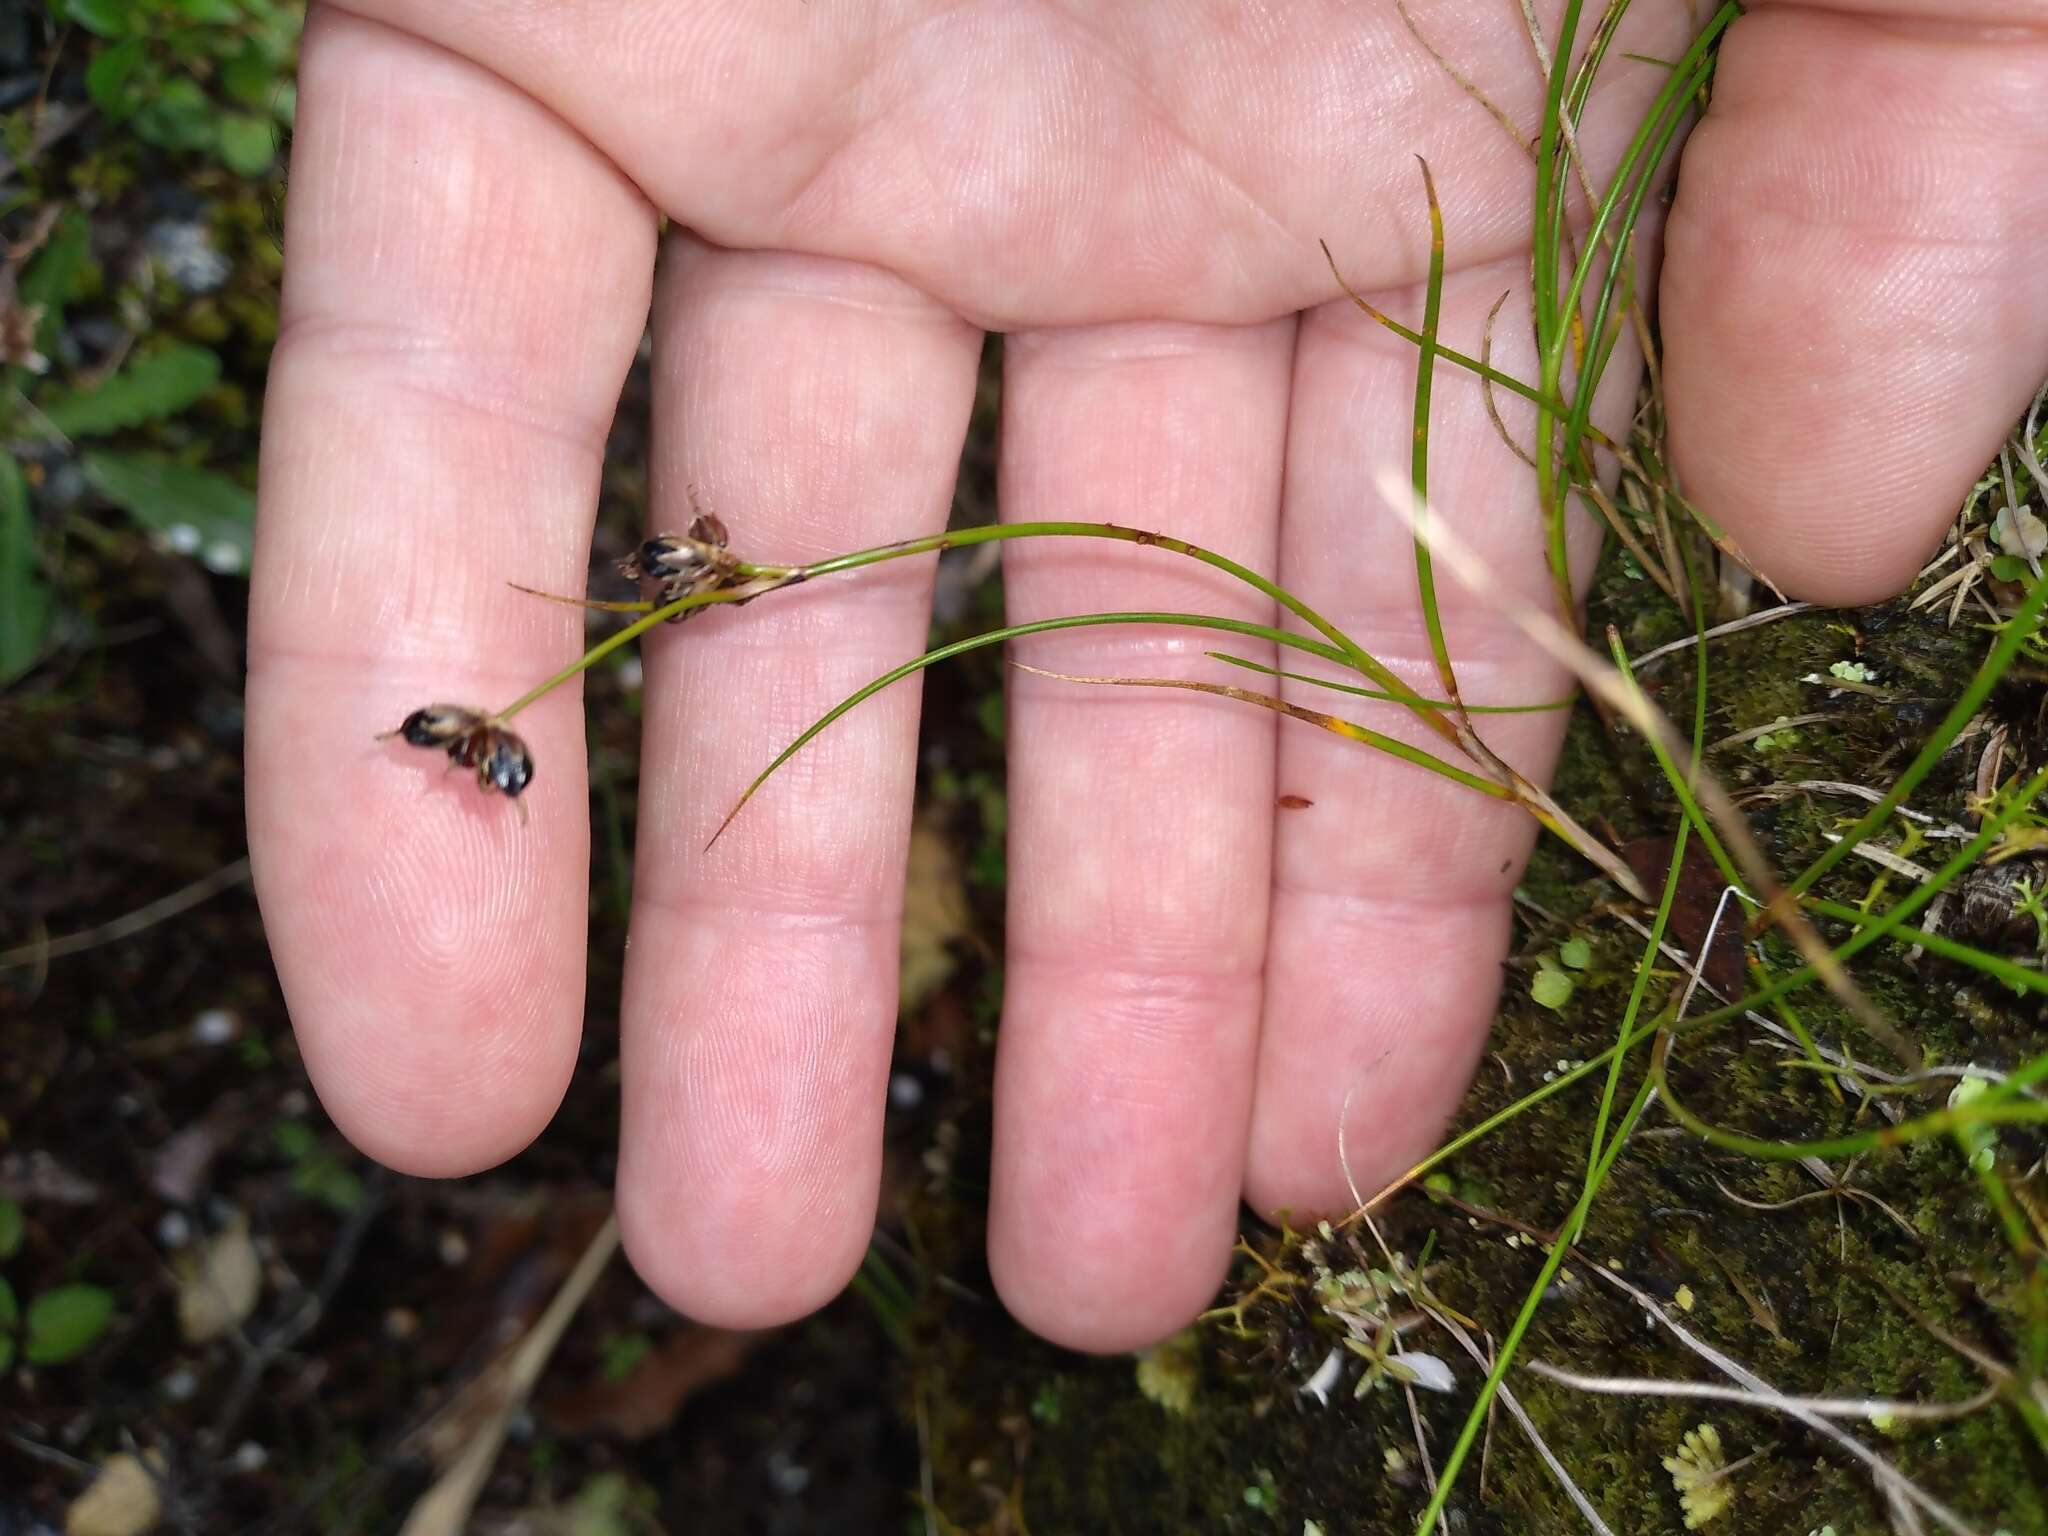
[1410,722,1700,1534]
[1650,1030,2048,1161]
[708,613,1513,847]
[1203,652,1572,713]
[1783,567,2048,906]
[1409,157,1460,707]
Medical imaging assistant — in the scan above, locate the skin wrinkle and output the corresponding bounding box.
[318,0,1691,323]
[1038,3,1302,263]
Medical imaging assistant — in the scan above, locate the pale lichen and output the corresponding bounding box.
[1134,1328,1201,1416]
[1662,1422,1733,1529]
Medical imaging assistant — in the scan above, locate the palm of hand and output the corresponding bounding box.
[250,0,2048,1349]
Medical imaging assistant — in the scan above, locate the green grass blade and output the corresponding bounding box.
[1534,4,1738,615]
[1409,582,1704,1536]
[1651,1030,2048,1161]
[1409,157,1458,705]
[1786,570,2048,902]
[1802,898,2048,997]
[706,611,1501,848]
[1681,767,2048,1035]
[1009,663,1514,801]
[1203,652,1572,713]
[1607,630,1742,895]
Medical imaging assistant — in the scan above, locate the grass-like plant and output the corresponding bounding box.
[384,0,2048,1524]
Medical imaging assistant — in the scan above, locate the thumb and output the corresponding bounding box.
[1660,1,2048,605]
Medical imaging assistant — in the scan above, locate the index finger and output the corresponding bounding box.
[247,11,654,1172]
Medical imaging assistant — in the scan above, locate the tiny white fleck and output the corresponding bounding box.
[1299,1346,1344,1406]
[202,540,244,574]
[166,523,202,555]
[616,655,644,691]
[888,1072,924,1110]
[156,1211,192,1249]
[766,1449,810,1495]
[230,1441,267,1472]
[191,1008,237,1045]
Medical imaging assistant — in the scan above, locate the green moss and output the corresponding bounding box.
[907,554,2048,1534]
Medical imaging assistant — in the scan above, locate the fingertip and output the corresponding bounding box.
[614,1125,879,1330]
[987,1195,1235,1356]
[1661,6,2048,606]
[252,675,590,1180]
[1243,908,1500,1225]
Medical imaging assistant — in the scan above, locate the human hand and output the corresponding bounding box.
[248,1,2048,1351]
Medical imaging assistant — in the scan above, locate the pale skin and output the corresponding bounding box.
[249,1,2048,1352]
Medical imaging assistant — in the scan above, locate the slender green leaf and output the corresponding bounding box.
[40,343,220,437]
[1409,158,1456,704]
[0,456,53,684]
[81,449,253,576]
[23,1283,115,1364]
[1204,651,1571,713]
[134,77,215,152]
[1788,564,2048,901]
[697,611,1504,848]
[0,1194,22,1259]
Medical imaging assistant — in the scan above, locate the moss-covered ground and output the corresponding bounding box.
[904,558,2048,1536]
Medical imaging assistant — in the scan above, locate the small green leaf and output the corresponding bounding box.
[0,457,53,685]
[217,112,276,176]
[65,0,135,37]
[0,1273,18,1329]
[176,0,244,19]
[1990,554,2028,584]
[290,1153,364,1215]
[85,37,147,118]
[272,1119,315,1161]
[134,77,215,152]
[23,1283,115,1364]
[0,1195,23,1260]
[16,209,92,358]
[41,343,220,436]
[81,449,253,576]
[1530,967,1574,1011]
[1558,937,1592,971]
[598,1332,652,1383]
[220,42,277,107]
